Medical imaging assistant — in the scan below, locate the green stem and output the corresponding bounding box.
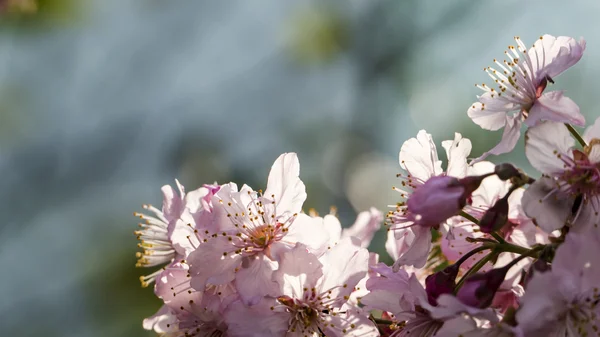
[454,252,496,293]
[496,242,533,255]
[372,318,394,325]
[566,123,587,148]
[459,211,506,244]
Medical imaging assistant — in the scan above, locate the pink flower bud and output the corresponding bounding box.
[479,196,510,233]
[406,176,466,227]
[425,264,459,305]
[456,267,508,308]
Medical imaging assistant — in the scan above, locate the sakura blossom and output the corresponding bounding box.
[187,153,331,305]
[522,119,600,233]
[133,31,600,337]
[468,35,586,161]
[386,131,477,269]
[516,229,600,336]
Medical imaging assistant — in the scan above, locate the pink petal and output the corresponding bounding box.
[391,225,432,269]
[273,243,323,298]
[276,213,330,259]
[521,178,573,233]
[525,121,575,174]
[341,207,383,248]
[224,298,290,337]
[322,307,379,337]
[142,305,178,333]
[319,237,369,306]
[527,91,584,127]
[399,130,443,183]
[441,133,472,178]
[187,238,241,291]
[471,115,522,163]
[234,254,279,306]
[263,152,307,214]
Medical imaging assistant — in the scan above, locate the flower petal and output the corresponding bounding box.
[263,152,307,214]
[187,238,241,290]
[391,225,432,269]
[272,243,323,299]
[442,133,472,178]
[399,130,442,183]
[525,121,574,174]
[583,116,600,143]
[521,177,573,233]
[341,207,383,248]
[234,254,279,306]
[530,35,586,79]
[467,92,515,131]
[322,307,379,337]
[471,115,522,163]
[527,91,585,127]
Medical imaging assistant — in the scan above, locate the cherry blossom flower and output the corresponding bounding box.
[187,153,331,305]
[468,35,586,161]
[522,119,600,233]
[134,181,222,287]
[516,229,600,335]
[361,264,497,336]
[386,131,475,269]
[225,239,377,337]
[143,262,236,336]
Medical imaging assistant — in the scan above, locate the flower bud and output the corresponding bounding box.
[479,196,510,233]
[522,259,551,288]
[494,163,520,181]
[406,176,466,227]
[425,264,459,305]
[456,267,508,308]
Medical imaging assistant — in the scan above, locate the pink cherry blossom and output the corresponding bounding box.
[387,131,473,269]
[225,239,377,337]
[468,35,586,161]
[323,207,383,249]
[523,119,600,233]
[516,229,600,335]
[134,180,222,287]
[187,153,331,305]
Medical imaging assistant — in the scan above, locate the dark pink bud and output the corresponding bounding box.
[425,264,459,305]
[522,259,551,288]
[494,163,520,181]
[407,176,466,227]
[479,196,510,233]
[456,267,508,308]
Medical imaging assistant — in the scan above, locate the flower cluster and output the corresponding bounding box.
[134,34,600,336]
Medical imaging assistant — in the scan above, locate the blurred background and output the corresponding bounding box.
[0,0,597,336]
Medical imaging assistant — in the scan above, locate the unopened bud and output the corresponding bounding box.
[407,176,466,227]
[494,163,520,181]
[479,196,510,233]
[425,264,459,305]
[522,259,551,288]
[456,267,508,308]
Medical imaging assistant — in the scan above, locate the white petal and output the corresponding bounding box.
[583,116,600,143]
[399,130,442,182]
[318,237,369,306]
[521,177,573,233]
[530,35,586,79]
[471,115,522,163]
[526,91,585,127]
[272,243,323,298]
[442,133,472,178]
[467,92,515,131]
[264,152,307,214]
[323,307,379,337]
[323,214,343,247]
[391,226,432,269]
[525,121,574,174]
[281,213,330,258]
[341,207,383,248]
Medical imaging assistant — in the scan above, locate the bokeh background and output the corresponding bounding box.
[0,0,598,336]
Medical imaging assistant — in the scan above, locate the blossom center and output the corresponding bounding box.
[557,150,600,198]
